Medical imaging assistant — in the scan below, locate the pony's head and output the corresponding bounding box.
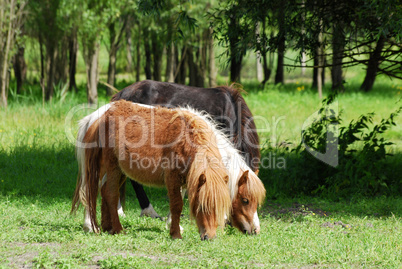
[185,111,232,240]
[187,151,231,240]
[230,170,265,235]
[191,173,229,240]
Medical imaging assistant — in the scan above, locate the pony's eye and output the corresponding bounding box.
[242,198,249,205]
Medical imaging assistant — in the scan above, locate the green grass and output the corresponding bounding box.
[0,78,401,267]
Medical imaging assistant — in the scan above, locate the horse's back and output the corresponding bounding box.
[113,80,232,116]
[112,80,260,171]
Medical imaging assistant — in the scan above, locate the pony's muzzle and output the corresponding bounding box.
[200,233,216,241]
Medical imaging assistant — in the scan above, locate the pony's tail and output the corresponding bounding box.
[187,150,231,229]
[71,104,111,214]
[83,119,103,232]
[71,119,92,214]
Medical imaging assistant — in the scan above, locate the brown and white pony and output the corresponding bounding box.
[72,102,266,236]
[112,80,261,219]
[73,100,231,240]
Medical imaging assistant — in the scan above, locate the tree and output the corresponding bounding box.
[0,0,27,107]
[105,0,134,96]
[28,0,65,101]
[78,0,107,105]
[210,2,250,83]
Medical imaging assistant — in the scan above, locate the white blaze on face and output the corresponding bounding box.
[253,211,260,234]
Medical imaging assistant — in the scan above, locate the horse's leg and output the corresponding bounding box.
[165,187,185,233]
[118,177,126,217]
[165,172,184,239]
[83,209,99,233]
[130,179,162,220]
[101,169,125,234]
[101,183,112,232]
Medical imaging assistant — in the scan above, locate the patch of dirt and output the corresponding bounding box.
[261,200,329,218]
[6,242,61,269]
[321,221,352,229]
[91,251,170,267]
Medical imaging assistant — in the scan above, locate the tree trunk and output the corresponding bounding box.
[229,16,243,83]
[143,28,152,80]
[151,31,162,81]
[0,0,15,107]
[316,22,324,99]
[165,17,175,82]
[39,34,45,104]
[56,37,69,84]
[360,35,385,92]
[260,51,272,88]
[68,28,78,92]
[175,46,187,84]
[0,59,9,107]
[45,43,58,101]
[312,56,318,88]
[275,34,285,84]
[207,28,216,87]
[260,21,272,88]
[165,44,175,82]
[125,20,133,73]
[187,46,197,86]
[136,35,141,81]
[275,6,285,85]
[107,22,117,96]
[107,47,117,96]
[230,56,242,83]
[85,43,100,105]
[197,32,207,87]
[13,46,27,94]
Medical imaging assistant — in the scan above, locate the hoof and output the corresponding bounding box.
[117,207,126,218]
[108,228,124,235]
[83,224,99,233]
[165,214,184,234]
[171,233,183,240]
[140,204,163,220]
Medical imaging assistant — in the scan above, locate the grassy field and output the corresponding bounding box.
[0,77,401,268]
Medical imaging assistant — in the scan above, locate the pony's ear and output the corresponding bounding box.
[238,170,249,187]
[255,169,259,176]
[198,173,206,190]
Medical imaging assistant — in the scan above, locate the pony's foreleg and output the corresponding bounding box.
[165,187,185,232]
[166,172,184,239]
[101,169,125,234]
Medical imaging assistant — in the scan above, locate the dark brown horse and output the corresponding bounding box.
[111,80,260,219]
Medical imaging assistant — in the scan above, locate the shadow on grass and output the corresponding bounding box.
[0,144,168,207]
[2,141,400,219]
[259,147,402,218]
[0,145,77,200]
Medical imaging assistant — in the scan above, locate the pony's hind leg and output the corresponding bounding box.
[101,169,125,234]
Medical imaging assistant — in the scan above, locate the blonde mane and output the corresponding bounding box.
[181,110,231,228]
[180,107,265,206]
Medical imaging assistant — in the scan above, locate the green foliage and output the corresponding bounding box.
[260,93,401,198]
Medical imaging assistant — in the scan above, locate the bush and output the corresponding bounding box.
[260,93,401,199]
